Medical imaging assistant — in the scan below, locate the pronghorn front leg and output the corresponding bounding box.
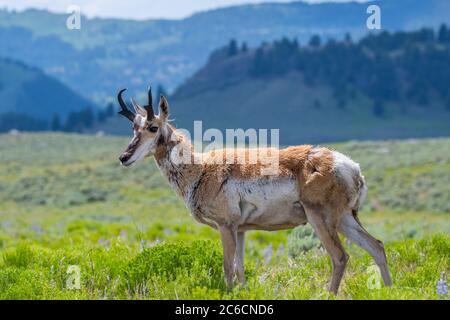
[235,231,246,284]
[219,225,237,289]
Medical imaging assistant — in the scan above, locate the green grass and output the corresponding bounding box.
[0,133,449,300]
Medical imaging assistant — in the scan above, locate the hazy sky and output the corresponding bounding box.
[0,0,365,20]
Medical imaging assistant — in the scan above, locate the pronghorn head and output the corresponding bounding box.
[117,86,170,166]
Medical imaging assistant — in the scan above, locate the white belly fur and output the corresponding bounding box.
[225,176,306,229]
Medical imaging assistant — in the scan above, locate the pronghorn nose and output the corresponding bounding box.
[119,153,130,163]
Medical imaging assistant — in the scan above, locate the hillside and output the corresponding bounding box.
[0,133,448,299]
[0,58,94,130]
[155,27,450,144]
[0,0,449,102]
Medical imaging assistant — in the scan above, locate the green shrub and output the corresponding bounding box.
[123,240,223,294]
[287,225,321,257]
[2,245,35,268]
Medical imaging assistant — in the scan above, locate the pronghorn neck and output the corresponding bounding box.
[153,125,202,198]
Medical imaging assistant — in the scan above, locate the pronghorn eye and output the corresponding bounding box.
[149,126,158,133]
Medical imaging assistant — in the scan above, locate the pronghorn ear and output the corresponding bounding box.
[159,95,169,122]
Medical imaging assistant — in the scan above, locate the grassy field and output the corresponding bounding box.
[0,133,448,300]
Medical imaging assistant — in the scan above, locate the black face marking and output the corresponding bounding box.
[149,126,158,133]
[156,132,166,146]
[126,132,141,153]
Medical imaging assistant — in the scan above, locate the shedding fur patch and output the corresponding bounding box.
[332,152,360,187]
[134,114,147,127]
[332,151,364,209]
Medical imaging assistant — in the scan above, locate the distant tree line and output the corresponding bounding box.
[0,84,169,133]
[208,39,250,63]
[46,104,112,132]
[0,104,111,133]
[0,113,48,132]
[222,25,450,117]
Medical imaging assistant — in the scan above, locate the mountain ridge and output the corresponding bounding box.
[0,57,95,123]
[1,0,449,102]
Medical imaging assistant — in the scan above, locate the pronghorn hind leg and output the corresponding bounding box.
[304,205,349,295]
[235,231,246,284]
[339,213,392,286]
[218,225,237,289]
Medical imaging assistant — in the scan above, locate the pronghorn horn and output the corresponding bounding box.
[117,89,135,122]
[145,86,155,119]
[131,96,147,116]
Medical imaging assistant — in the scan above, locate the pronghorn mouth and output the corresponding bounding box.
[120,138,150,166]
[119,151,136,166]
[120,159,135,167]
[119,134,141,166]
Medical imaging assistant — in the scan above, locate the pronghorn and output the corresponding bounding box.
[117,86,392,294]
